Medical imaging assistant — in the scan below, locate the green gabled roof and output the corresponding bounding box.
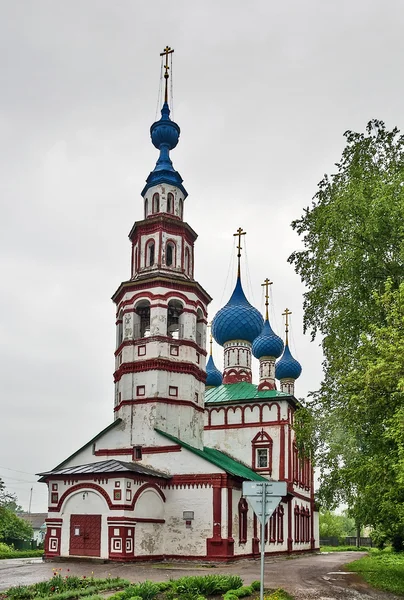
[51,419,123,471]
[155,428,266,481]
[205,382,291,405]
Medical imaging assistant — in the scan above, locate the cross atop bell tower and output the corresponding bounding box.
[160,45,174,104]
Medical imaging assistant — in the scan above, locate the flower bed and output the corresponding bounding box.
[1,572,293,600]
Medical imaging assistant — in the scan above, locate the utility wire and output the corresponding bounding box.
[154,56,164,121]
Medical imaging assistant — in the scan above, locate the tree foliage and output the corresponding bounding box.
[319,509,356,542]
[0,478,32,541]
[290,121,404,544]
[0,478,23,513]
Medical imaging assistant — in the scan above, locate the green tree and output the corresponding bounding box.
[290,121,404,546]
[0,479,32,541]
[0,479,23,513]
[319,510,356,542]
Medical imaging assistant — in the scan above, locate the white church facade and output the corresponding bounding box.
[39,50,319,562]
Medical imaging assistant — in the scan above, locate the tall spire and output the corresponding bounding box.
[233,227,246,278]
[142,46,187,198]
[160,46,174,105]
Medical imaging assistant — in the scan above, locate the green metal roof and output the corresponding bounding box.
[155,428,267,481]
[205,382,290,405]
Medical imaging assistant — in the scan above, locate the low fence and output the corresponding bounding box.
[320,536,372,547]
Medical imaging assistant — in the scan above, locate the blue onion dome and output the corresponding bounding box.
[150,102,180,150]
[142,103,187,197]
[275,344,302,380]
[205,355,223,387]
[212,278,264,346]
[252,319,284,359]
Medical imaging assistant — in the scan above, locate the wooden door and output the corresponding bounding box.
[69,515,101,557]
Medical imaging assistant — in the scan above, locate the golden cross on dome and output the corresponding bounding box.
[233,227,246,277]
[207,322,213,355]
[282,307,292,345]
[160,46,174,104]
[261,278,273,320]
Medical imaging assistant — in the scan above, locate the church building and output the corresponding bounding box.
[39,48,319,562]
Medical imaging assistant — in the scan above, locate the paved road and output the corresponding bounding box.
[0,552,400,600]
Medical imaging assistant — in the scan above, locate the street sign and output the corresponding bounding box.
[242,480,287,600]
[242,482,287,524]
[242,481,287,498]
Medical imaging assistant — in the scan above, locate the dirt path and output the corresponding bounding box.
[0,552,401,600]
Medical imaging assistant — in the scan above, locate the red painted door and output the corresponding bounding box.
[69,515,101,557]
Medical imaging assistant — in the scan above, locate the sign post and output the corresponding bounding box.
[242,481,287,600]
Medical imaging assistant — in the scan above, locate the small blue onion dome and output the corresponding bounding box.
[142,102,187,198]
[150,102,180,150]
[205,355,223,387]
[212,278,264,346]
[252,319,284,359]
[275,344,302,380]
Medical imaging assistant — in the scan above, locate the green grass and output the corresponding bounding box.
[320,545,370,552]
[346,548,404,595]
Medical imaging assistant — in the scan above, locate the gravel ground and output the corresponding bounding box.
[0,552,400,600]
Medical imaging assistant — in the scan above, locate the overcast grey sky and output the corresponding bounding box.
[1,0,403,512]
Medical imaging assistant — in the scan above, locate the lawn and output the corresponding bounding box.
[320,545,370,552]
[0,572,294,600]
[346,548,404,596]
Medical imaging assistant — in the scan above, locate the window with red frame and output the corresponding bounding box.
[238,498,248,543]
[251,430,273,474]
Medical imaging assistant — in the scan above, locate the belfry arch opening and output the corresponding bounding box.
[144,198,149,218]
[167,300,183,339]
[135,300,151,338]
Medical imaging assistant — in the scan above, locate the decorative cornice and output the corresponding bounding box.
[129,216,197,245]
[115,336,207,357]
[112,276,212,307]
[113,358,207,383]
[114,397,205,414]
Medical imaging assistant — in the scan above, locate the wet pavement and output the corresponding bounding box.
[0,552,400,600]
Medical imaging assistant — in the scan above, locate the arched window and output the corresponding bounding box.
[167,192,174,214]
[117,310,123,348]
[277,505,284,542]
[144,198,149,218]
[134,247,138,276]
[146,240,155,267]
[166,242,176,267]
[196,308,204,347]
[167,300,183,339]
[184,247,191,276]
[135,300,151,338]
[152,193,160,213]
[238,498,248,543]
[251,431,273,473]
[294,505,300,543]
[179,198,183,219]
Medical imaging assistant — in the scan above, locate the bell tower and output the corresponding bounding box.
[112,47,211,449]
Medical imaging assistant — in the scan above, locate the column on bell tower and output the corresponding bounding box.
[111,47,211,449]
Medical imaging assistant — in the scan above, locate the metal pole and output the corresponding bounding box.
[260,483,266,600]
[28,487,33,515]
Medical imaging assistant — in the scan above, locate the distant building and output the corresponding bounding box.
[18,513,47,544]
[38,49,319,562]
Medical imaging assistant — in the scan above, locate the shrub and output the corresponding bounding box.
[223,586,252,600]
[250,582,260,592]
[173,575,243,596]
